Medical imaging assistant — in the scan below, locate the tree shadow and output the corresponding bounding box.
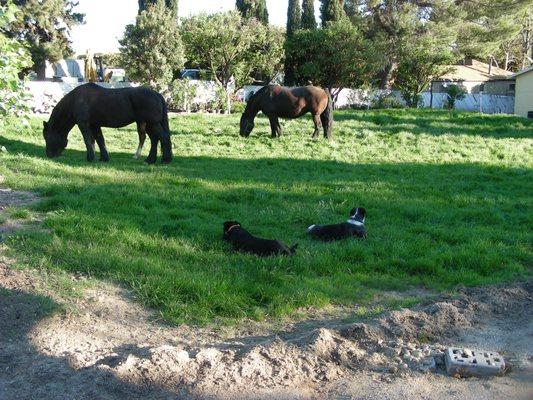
[0,287,196,399]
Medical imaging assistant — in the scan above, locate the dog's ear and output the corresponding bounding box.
[349,207,358,217]
[357,208,366,219]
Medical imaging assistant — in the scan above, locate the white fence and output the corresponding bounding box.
[26,81,515,115]
[421,92,514,114]
[26,81,139,114]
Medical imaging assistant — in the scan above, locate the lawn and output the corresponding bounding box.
[0,109,532,324]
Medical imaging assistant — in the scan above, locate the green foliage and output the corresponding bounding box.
[138,0,177,16]
[0,0,84,77]
[444,84,467,109]
[169,79,197,112]
[181,12,284,111]
[286,18,378,89]
[396,36,454,107]
[370,94,404,110]
[2,110,532,324]
[286,0,301,37]
[320,0,345,26]
[0,2,32,121]
[119,0,184,90]
[235,0,268,24]
[455,0,532,71]
[301,0,317,30]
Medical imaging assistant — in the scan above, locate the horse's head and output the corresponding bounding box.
[239,115,255,137]
[43,121,68,158]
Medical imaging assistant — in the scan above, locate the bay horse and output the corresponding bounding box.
[240,85,333,139]
[43,83,172,164]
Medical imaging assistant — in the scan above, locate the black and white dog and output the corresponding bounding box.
[223,221,298,256]
[307,207,367,241]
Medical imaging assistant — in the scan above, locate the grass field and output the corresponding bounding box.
[1,109,532,324]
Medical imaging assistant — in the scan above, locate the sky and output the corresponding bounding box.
[70,0,321,55]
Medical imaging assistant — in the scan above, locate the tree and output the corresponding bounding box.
[395,36,454,107]
[286,0,301,37]
[235,0,268,24]
[286,18,378,96]
[181,12,283,112]
[284,0,301,85]
[320,0,345,26]
[0,2,32,121]
[0,0,84,78]
[356,0,460,89]
[455,0,532,71]
[138,0,177,16]
[301,0,317,30]
[120,0,184,90]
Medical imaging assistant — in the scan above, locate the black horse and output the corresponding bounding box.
[43,83,172,164]
[240,85,333,139]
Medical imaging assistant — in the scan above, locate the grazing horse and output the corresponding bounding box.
[43,83,172,164]
[240,85,333,139]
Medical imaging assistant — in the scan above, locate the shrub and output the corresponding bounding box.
[444,84,467,109]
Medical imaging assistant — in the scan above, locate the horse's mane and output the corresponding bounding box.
[244,85,272,116]
[48,87,77,131]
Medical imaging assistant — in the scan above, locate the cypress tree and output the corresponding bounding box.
[236,0,269,24]
[285,0,302,86]
[301,0,317,30]
[320,0,345,26]
[286,0,302,37]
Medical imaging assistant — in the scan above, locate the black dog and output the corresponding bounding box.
[307,207,367,241]
[223,221,297,256]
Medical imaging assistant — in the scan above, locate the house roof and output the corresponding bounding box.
[510,65,533,78]
[438,59,513,82]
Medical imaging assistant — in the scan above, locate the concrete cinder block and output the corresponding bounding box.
[445,347,505,377]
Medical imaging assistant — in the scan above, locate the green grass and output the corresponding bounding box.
[0,109,532,324]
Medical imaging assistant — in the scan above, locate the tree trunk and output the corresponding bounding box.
[378,61,397,90]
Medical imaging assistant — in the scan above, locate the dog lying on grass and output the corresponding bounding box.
[223,221,298,256]
[307,207,367,241]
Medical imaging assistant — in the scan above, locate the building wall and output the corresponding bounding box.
[514,71,533,118]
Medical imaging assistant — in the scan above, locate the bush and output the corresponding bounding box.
[371,93,404,109]
[169,79,198,112]
[0,3,32,122]
[444,84,466,109]
[231,101,246,114]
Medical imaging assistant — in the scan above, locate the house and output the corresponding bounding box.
[511,66,533,118]
[430,59,515,95]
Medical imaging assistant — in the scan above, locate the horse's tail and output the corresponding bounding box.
[160,95,172,163]
[161,97,170,134]
[321,88,333,139]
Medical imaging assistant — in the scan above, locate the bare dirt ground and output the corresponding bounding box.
[0,186,531,400]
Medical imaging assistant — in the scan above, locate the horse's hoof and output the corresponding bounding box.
[100,155,110,162]
[144,158,157,165]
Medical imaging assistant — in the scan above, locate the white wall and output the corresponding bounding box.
[26,81,139,114]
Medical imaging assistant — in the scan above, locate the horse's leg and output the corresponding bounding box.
[312,114,322,140]
[134,121,146,159]
[144,131,159,165]
[78,122,96,162]
[93,127,110,162]
[148,122,172,164]
[268,116,282,138]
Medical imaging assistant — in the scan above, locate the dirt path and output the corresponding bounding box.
[0,187,531,399]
